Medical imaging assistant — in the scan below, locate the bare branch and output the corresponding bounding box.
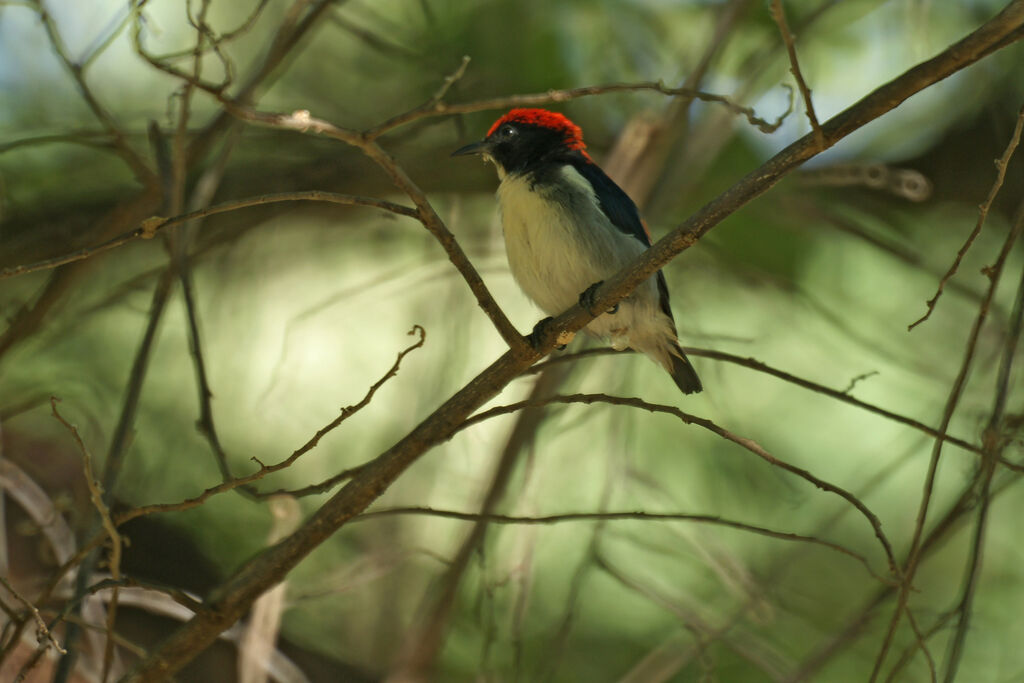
[0,575,66,655]
[0,191,417,280]
[32,0,154,184]
[50,395,124,586]
[527,346,1003,466]
[357,506,891,583]
[868,192,1024,681]
[941,260,1024,682]
[909,104,1024,330]
[225,104,529,352]
[367,79,793,139]
[769,0,825,150]
[114,325,425,524]
[454,392,897,573]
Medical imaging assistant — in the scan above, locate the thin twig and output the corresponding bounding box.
[868,194,1024,682]
[358,507,890,583]
[527,346,1000,465]
[51,392,126,683]
[367,79,792,139]
[176,128,242,482]
[454,393,898,574]
[223,102,529,352]
[0,191,417,280]
[769,0,825,150]
[0,575,66,655]
[909,104,1024,330]
[114,326,425,524]
[32,0,154,184]
[941,261,1024,682]
[387,363,572,680]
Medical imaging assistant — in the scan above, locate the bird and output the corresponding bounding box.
[452,108,702,395]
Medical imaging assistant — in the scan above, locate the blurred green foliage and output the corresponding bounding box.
[1,0,1023,681]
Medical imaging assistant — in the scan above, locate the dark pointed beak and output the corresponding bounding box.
[451,139,492,157]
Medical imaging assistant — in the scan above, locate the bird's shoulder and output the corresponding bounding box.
[556,157,652,247]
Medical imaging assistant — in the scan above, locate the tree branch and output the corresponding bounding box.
[356,506,890,583]
[453,392,896,572]
[0,191,417,280]
[909,104,1024,330]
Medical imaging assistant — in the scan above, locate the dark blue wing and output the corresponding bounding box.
[568,158,652,247]
[568,158,678,322]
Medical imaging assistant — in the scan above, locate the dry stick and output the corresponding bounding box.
[177,129,243,482]
[0,575,66,656]
[909,104,1024,330]
[0,182,162,362]
[941,264,1024,682]
[185,0,338,163]
[359,507,888,583]
[31,0,154,184]
[170,13,240,484]
[541,447,619,683]
[529,346,994,463]
[50,398,124,683]
[52,325,415,604]
[1,72,783,283]
[885,610,956,683]
[0,191,417,280]
[0,131,115,154]
[122,8,1024,680]
[367,77,790,139]
[769,0,825,150]
[222,101,528,354]
[605,0,754,204]
[904,608,938,683]
[791,468,1021,683]
[597,553,794,681]
[54,265,175,683]
[454,393,897,573]
[114,325,425,524]
[387,363,571,681]
[868,195,1024,682]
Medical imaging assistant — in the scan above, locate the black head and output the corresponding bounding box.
[452,108,591,176]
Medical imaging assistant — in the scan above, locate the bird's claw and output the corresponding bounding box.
[579,281,618,315]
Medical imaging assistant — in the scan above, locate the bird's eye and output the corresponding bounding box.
[500,125,517,138]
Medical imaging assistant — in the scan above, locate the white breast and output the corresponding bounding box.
[496,165,649,316]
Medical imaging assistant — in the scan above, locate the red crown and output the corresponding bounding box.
[487,109,588,154]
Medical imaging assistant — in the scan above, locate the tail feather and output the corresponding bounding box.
[667,345,702,395]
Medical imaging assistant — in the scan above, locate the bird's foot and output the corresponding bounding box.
[527,317,574,351]
[579,281,618,315]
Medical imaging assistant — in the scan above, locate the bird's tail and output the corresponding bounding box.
[666,343,702,395]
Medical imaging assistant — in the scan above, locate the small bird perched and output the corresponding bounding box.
[453,108,702,394]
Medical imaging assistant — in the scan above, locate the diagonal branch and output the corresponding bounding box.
[908,104,1024,330]
[868,193,1024,681]
[223,105,528,352]
[121,5,1024,679]
[366,78,792,139]
[769,0,825,150]
[32,0,154,184]
[357,506,890,584]
[0,191,417,280]
[454,392,896,572]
